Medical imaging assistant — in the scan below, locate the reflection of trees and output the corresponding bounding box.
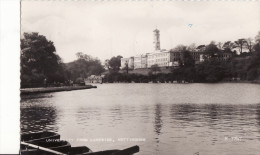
[170,104,200,122]
[110,105,122,120]
[21,106,58,133]
[205,104,218,122]
[76,107,102,125]
[169,103,258,129]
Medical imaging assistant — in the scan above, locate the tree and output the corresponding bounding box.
[255,31,260,44]
[21,32,64,87]
[150,64,161,75]
[244,38,254,53]
[104,59,110,70]
[204,42,220,58]
[65,53,105,82]
[108,55,122,72]
[196,60,226,83]
[246,42,260,81]
[223,41,235,53]
[234,39,246,54]
[76,52,92,61]
[182,51,195,67]
[173,50,195,82]
[217,42,223,50]
[187,43,196,52]
[172,44,187,52]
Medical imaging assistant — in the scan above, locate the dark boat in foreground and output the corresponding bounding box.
[21,141,66,155]
[20,132,140,155]
[82,145,139,155]
[68,146,92,155]
[21,131,60,143]
[21,140,71,154]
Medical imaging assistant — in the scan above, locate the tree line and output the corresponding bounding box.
[21,32,260,87]
[21,32,105,88]
[104,32,260,83]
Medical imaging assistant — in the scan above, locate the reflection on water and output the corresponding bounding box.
[21,83,260,155]
[21,94,58,133]
[21,106,58,132]
[154,104,163,136]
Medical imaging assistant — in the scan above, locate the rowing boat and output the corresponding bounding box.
[68,146,92,155]
[21,131,60,143]
[82,145,139,155]
[20,141,66,155]
[82,149,119,155]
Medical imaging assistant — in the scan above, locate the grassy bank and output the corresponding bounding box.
[20,85,97,95]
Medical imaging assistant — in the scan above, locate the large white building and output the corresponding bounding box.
[147,50,172,68]
[121,29,208,70]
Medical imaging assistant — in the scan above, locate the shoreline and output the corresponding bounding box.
[101,81,260,84]
[20,85,97,95]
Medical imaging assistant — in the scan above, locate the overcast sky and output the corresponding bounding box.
[21,1,260,62]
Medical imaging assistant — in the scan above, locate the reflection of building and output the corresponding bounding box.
[120,57,134,69]
[84,75,104,84]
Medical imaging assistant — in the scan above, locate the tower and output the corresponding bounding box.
[153,29,160,51]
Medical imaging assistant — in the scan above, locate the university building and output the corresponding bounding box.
[121,29,232,70]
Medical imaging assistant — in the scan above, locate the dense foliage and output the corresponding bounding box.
[21,33,105,88]
[21,32,65,88]
[65,52,105,83]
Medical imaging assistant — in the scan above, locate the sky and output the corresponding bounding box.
[21,1,260,63]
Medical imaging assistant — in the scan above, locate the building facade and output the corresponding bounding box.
[217,52,233,61]
[147,50,172,68]
[134,54,147,69]
[120,29,233,70]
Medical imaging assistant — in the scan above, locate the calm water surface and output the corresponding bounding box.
[21,83,260,155]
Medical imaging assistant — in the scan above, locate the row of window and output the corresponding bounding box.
[148,58,168,63]
[148,53,168,58]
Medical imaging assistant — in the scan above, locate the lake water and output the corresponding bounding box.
[21,83,260,155]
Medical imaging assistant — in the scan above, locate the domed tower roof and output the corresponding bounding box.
[153,29,159,32]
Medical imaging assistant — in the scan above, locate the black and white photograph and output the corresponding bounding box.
[17,1,260,155]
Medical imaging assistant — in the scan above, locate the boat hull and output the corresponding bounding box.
[21,131,60,143]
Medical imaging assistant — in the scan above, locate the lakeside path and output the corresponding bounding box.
[20,85,97,95]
